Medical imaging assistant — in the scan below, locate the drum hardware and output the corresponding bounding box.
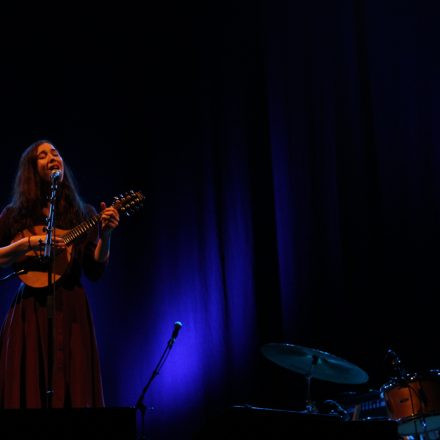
[320,399,351,420]
[261,343,369,416]
[337,389,388,421]
[385,348,408,378]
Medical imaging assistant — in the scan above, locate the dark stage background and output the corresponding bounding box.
[1,1,440,438]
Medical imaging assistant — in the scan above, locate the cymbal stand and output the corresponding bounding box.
[305,354,319,412]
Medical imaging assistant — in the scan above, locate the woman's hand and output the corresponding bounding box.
[28,234,66,251]
[99,202,120,237]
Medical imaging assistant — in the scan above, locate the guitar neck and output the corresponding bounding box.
[61,214,101,245]
[60,190,145,246]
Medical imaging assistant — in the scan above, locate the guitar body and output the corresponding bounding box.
[12,226,73,288]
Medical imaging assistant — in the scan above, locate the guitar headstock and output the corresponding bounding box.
[111,190,145,217]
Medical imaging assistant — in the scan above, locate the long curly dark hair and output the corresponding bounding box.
[8,140,89,235]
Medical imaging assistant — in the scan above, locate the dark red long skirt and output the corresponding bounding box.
[0,284,104,408]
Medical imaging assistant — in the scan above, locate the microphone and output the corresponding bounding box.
[50,170,62,181]
[172,321,183,339]
[169,321,183,347]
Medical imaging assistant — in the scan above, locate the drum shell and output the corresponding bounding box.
[381,370,440,434]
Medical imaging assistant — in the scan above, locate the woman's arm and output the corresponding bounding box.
[0,237,30,267]
[94,203,120,262]
[0,235,66,267]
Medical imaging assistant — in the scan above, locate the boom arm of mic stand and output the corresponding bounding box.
[135,338,173,411]
[135,337,175,440]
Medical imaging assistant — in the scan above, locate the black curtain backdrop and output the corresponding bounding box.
[1,1,440,438]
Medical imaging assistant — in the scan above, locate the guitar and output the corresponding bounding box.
[12,190,145,288]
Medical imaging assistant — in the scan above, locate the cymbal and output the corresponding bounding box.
[261,343,369,385]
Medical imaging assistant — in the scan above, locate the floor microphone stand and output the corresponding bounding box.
[135,322,182,440]
[43,174,60,408]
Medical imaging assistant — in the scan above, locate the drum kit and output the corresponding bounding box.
[261,343,440,440]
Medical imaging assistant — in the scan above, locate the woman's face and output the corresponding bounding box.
[36,142,64,182]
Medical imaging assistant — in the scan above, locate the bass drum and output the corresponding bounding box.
[381,370,440,436]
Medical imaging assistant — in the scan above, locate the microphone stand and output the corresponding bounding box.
[43,175,60,408]
[135,323,182,440]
